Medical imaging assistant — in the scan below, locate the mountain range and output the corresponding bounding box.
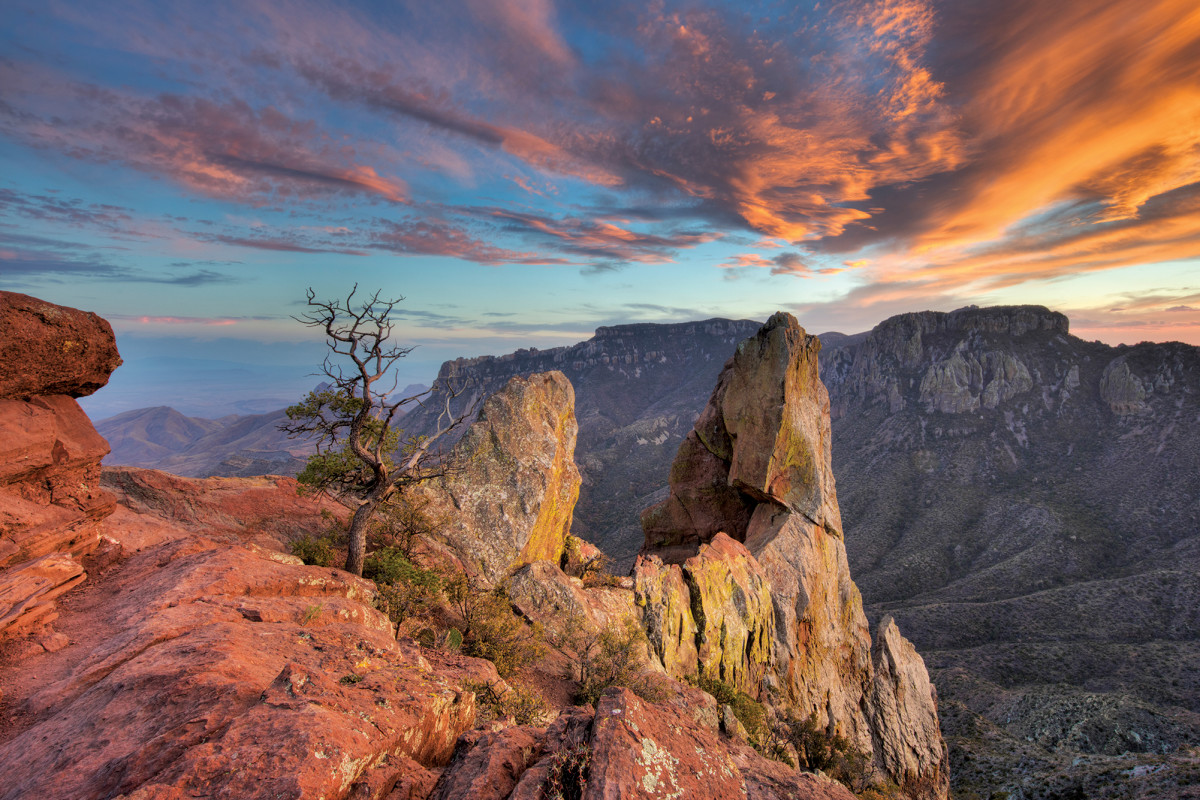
[97,306,1200,798]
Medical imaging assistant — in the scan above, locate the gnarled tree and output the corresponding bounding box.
[281,286,471,575]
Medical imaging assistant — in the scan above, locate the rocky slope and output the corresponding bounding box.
[820,305,1200,799]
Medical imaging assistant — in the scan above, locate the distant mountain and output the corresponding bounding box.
[98,406,314,478]
[408,307,1200,799]
[98,383,431,478]
[819,306,1200,798]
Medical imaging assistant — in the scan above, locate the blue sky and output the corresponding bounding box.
[3,0,1198,418]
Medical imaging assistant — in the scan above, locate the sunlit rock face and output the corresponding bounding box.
[413,370,581,582]
[637,312,949,799]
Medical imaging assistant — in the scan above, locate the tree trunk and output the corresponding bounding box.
[344,496,381,576]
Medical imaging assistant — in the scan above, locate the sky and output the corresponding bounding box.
[2,0,1199,418]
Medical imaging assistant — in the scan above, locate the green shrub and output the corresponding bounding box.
[442,627,463,652]
[699,675,767,743]
[290,533,338,567]
[569,617,667,706]
[778,712,871,792]
[365,547,443,627]
[466,679,551,725]
[542,743,591,800]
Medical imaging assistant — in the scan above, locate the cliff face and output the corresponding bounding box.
[412,371,581,580]
[638,313,949,799]
[0,292,124,636]
[0,292,122,570]
[822,305,1200,799]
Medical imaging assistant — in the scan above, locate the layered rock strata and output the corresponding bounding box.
[0,292,121,632]
[637,312,949,799]
[413,371,580,580]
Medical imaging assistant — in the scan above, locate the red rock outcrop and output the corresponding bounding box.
[0,291,122,400]
[0,292,121,634]
[637,312,949,799]
[0,534,498,800]
[413,371,580,581]
[433,687,857,800]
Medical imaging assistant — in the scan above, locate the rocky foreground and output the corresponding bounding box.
[0,292,947,799]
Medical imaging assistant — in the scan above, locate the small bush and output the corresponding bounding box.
[466,679,551,725]
[301,603,323,626]
[778,712,871,792]
[339,673,363,685]
[568,617,667,706]
[290,533,338,567]
[699,675,767,743]
[442,627,463,652]
[367,490,449,557]
[447,576,545,677]
[366,547,443,627]
[542,743,591,800]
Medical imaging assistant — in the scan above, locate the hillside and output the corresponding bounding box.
[820,306,1200,798]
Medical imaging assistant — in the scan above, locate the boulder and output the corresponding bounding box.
[414,372,580,582]
[0,291,121,400]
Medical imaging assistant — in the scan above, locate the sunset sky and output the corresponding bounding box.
[3,0,1199,417]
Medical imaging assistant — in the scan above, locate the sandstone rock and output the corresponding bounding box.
[100,466,346,552]
[0,536,499,800]
[430,726,545,799]
[414,372,580,582]
[0,291,121,400]
[0,552,85,634]
[632,554,699,679]
[0,395,115,566]
[685,534,774,696]
[509,559,638,635]
[587,687,746,799]
[868,618,949,800]
[642,312,840,549]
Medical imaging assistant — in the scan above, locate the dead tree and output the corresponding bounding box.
[280,286,471,576]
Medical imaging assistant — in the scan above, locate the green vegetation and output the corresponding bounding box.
[698,675,768,744]
[300,603,324,626]
[446,575,546,678]
[775,712,870,792]
[565,616,666,706]
[465,678,551,725]
[364,547,443,628]
[290,532,339,567]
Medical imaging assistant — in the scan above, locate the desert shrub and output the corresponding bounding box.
[568,617,667,706]
[447,577,545,677]
[365,547,443,627]
[778,712,871,791]
[699,675,768,743]
[442,627,463,652]
[542,743,591,800]
[466,679,551,725]
[300,603,324,626]
[367,490,449,557]
[290,532,338,567]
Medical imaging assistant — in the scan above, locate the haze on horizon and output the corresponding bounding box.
[2,0,1199,417]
